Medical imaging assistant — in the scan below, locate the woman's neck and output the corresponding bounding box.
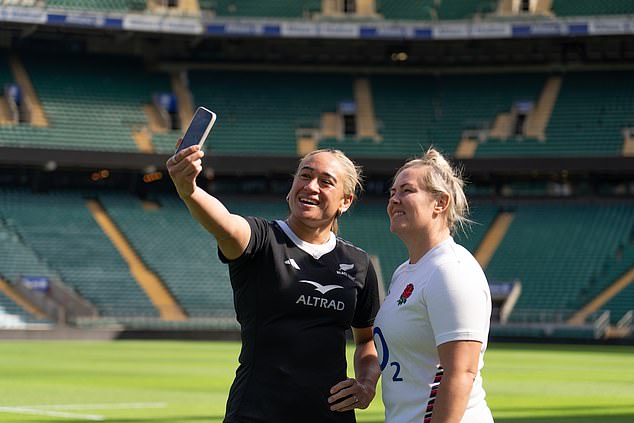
[286,216,333,245]
[404,227,450,264]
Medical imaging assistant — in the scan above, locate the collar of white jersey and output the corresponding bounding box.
[276,220,336,259]
[405,236,455,269]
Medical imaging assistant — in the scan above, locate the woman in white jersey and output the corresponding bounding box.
[373,148,494,423]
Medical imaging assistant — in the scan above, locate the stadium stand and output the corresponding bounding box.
[0,168,632,338]
[0,189,158,318]
[377,0,436,21]
[4,185,630,334]
[484,203,634,323]
[340,200,500,286]
[551,0,634,17]
[0,54,10,84]
[102,191,405,303]
[0,277,50,328]
[98,191,235,318]
[11,0,634,19]
[44,0,145,13]
[434,73,544,156]
[0,55,14,124]
[436,0,497,20]
[1,1,633,343]
[0,183,492,316]
[545,71,634,156]
[0,217,58,285]
[0,294,42,328]
[0,52,173,152]
[199,0,308,18]
[0,187,509,324]
[454,202,499,254]
[573,225,634,324]
[321,73,546,157]
[183,69,355,156]
[2,56,634,161]
[603,282,634,325]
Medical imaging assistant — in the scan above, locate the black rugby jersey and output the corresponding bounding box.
[219,217,380,423]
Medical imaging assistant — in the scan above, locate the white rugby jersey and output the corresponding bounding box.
[373,237,493,423]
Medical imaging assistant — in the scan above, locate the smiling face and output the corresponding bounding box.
[287,151,353,234]
[387,166,447,239]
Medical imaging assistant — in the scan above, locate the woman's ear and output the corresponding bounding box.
[339,195,353,215]
[434,192,450,213]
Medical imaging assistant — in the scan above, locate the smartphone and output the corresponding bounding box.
[175,106,216,153]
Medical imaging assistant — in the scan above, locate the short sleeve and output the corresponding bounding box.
[218,216,268,264]
[352,258,380,328]
[425,263,490,346]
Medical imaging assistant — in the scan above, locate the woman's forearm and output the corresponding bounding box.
[353,338,381,393]
[430,368,475,422]
[181,187,250,260]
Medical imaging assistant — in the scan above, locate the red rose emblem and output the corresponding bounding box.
[397,283,414,305]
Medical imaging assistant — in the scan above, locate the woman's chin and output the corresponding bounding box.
[293,212,326,225]
[390,222,408,235]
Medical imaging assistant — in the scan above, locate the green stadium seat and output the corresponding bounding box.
[99,191,236,318]
[187,70,354,156]
[199,0,307,18]
[378,0,435,21]
[45,0,143,13]
[0,189,158,318]
[543,71,633,156]
[485,203,634,322]
[437,0,497,20]
[0,52,172,153]
[552,0,634,17]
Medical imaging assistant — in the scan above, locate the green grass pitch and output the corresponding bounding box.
[0,341,633,422]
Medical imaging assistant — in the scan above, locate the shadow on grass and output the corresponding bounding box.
[15,412,634,423]
[489,403,634,423]
[494,404,634,413]
[363,413,634,423]
[488,342,634,353]
[357,407,634,423]
[493,415,634,423]
[107,417,222,423]
[15,416,220,423]
[359,406,634,423]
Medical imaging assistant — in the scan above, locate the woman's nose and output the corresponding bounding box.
[305,178,319,191]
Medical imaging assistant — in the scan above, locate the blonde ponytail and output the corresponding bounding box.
[394,147,470,235]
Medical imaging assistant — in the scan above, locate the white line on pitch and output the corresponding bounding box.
[0,406,105,420]
[24,402,167,410]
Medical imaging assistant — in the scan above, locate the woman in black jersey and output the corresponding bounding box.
[167,144,381,423]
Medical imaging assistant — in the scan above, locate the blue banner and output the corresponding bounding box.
[2,5,634,41]
[21,276,50,292]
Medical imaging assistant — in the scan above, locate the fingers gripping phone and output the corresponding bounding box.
[175,106,216,153]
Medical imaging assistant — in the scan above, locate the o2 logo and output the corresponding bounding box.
[373,327,403,382]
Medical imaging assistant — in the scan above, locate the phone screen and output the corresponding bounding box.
[176,107,216,153]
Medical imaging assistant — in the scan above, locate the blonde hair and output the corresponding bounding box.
[394,147,469,235]
[295,149,364,234]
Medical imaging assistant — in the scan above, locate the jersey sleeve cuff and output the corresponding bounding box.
[352,318,375,329]
[435,330,486,346]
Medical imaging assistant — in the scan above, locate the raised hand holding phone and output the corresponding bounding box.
[175,106,217,153]
[168,106,216,198]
